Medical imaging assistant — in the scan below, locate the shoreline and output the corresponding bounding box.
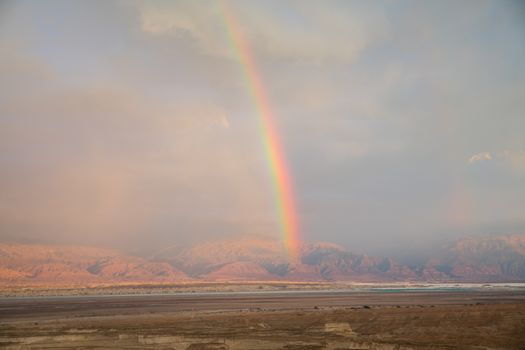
[2,281,525,298]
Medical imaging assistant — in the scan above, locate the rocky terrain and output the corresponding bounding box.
[0,244,188,284]
[1,233,525,285]
[151,236,416,282]
[421,233,525,281]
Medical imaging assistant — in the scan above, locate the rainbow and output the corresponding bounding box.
[220,2,301,261]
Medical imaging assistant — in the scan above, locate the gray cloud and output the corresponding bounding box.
[137,0,386,62]
[0,0,524,258]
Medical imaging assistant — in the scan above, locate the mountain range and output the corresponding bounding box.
[1,234,525,285]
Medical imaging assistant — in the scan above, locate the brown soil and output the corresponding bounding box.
[1,291,524,349]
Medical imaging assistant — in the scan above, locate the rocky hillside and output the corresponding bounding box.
[151,236,416,281]
[2,234,525,284]
[0,243,188,284]
[421,234,525,281]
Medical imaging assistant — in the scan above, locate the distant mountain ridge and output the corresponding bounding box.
[421,234,525,281]
[1,233,525,284]
[150,237,415,281]
[0,244,187,284]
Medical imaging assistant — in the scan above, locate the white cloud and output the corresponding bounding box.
[468,150,525,171]
[468,152,492,163]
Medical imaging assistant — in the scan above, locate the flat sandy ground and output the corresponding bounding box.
[1,290,525,349]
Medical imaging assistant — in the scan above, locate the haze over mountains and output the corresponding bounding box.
[1,233,525,285]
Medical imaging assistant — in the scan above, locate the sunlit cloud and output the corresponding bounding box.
[468,152,492,164]
[468,150,525,171]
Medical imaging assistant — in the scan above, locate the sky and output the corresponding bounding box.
[0,0,524,261]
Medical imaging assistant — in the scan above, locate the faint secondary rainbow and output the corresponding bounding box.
[220,2,301,261]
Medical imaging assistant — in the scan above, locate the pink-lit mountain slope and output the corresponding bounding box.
[151,236,417,282]
[421,234,525,281]
[2,233,525,284]
[0,243,188,284]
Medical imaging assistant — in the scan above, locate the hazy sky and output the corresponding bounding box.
[1,0,524,260]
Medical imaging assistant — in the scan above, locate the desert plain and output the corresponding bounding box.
[1,285,525,349]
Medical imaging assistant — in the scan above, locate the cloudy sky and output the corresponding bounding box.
[1,0,524,260]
